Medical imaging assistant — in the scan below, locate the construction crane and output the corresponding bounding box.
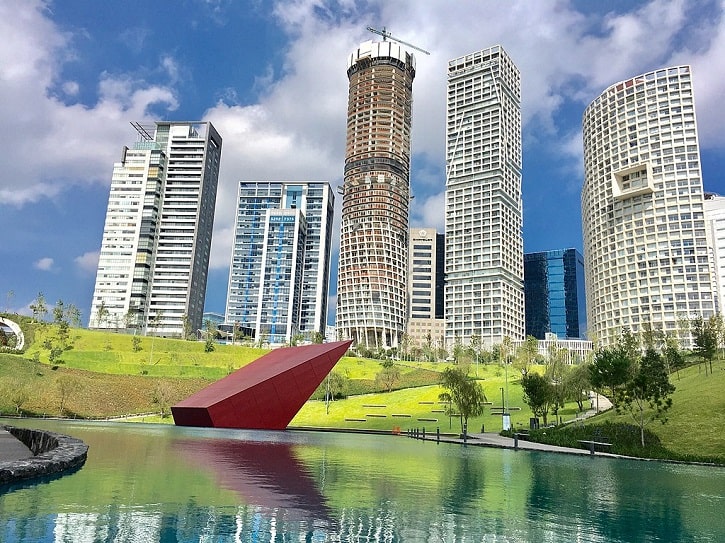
[367,26,430,55]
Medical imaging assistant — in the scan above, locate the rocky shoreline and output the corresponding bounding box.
[0,425,88,485]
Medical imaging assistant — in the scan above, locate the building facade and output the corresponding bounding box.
[336,40,416,350]
[444,45,524,348]
[524,249,587,340]
[90,121,222,337]
[406,228,446,350]
[704,193,725,314]
[225,182,334,345]
[582,66,714,347]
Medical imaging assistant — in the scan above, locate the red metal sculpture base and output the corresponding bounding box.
[171,340,351,430]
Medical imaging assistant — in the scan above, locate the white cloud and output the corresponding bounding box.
[670,2,725,148]
[411,191,446,231]
[62,80,79,96]
[195,0,725,270]
[34,257,55,271]
[4,0,725,280]
[0,1,178,206]
[74,251,100,274]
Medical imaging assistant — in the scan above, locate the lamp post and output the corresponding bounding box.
[500,386,505,430]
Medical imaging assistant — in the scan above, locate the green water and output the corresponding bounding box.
[0,419,723,542]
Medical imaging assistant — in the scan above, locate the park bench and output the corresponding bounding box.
[578,439,612,455]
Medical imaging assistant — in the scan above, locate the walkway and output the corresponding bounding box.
[0,429,34,463]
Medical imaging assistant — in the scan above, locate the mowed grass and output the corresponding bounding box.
[28,326,268,379]
[591,359,725,460]
[5,322,724,462]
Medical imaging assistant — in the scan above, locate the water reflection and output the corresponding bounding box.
[0,420,723,542]
[174,436,331,520]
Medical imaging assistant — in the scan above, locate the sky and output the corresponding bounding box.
[1,0,724,327]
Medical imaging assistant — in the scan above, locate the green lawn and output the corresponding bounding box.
[3,319,724,462]
[588,359,725,460]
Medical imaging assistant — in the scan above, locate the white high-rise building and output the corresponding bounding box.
[225,182,334,345]
[337,40,416,350]
[90,121,222,337]
[444,46,524,348]
[582,66,714,347]
[704,193,725,315]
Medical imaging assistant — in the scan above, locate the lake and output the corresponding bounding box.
[1,419,723,542]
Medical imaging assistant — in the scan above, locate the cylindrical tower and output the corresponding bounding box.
[582,66,714,348]
[336,40,416,350]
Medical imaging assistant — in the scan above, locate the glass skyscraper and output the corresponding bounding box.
[225,182,334,344]
[524,249,586,340]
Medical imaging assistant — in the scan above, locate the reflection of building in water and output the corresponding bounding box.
[54,511,162,542]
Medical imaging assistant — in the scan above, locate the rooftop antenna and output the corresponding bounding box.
[367,26,430,55]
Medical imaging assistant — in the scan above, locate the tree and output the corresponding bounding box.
[327,371,348,401]
[57,375,81,416]
[147,310,164,364]
[95,301,110,329]
[29,292,47,323]
[520,372,554,426]
[438,366,486,434]
[152,382,174,418]
[6,379,30,414]
[131,335,142,352]
[589,341,635,404]
[311,331,324,344]
[663,334,685,379]
[563,363,591,412]
[545,344,569,420]
[66,304,82,328]
[181,314,193,340]
[691,315,718,375]
[640,320,665,352]
[52,299,65,325]
[514,335,539,376]
[204,319,216,353]
[617,349,675,446]
[375,364,400,392]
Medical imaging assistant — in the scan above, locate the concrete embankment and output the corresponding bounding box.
[0,425,88,485]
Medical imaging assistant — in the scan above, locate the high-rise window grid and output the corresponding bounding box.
[444,45,524,347]
[90,122,221,337]
[225,182,333,344]
[337,41,415,350]
[582,66,713,347]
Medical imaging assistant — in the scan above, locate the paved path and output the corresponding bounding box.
[0,429,34,463]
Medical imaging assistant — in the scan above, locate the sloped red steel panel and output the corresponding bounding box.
[171,340,352,429]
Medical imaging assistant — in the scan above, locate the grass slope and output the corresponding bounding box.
[3,321,723,462]
[587,359,725,461]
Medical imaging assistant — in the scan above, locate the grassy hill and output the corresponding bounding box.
[1,318,724,462]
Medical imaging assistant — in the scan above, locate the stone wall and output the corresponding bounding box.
[0,426,88,485]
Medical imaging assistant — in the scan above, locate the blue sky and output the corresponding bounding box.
[1,0,724,326]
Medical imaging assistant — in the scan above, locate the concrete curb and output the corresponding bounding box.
[0,425,89,486]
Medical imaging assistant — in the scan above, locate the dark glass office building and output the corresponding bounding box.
[524,249,586,339]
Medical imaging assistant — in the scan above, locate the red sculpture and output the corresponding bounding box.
[172,340,351,429]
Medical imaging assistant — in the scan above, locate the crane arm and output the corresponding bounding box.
[367,26,430,55]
